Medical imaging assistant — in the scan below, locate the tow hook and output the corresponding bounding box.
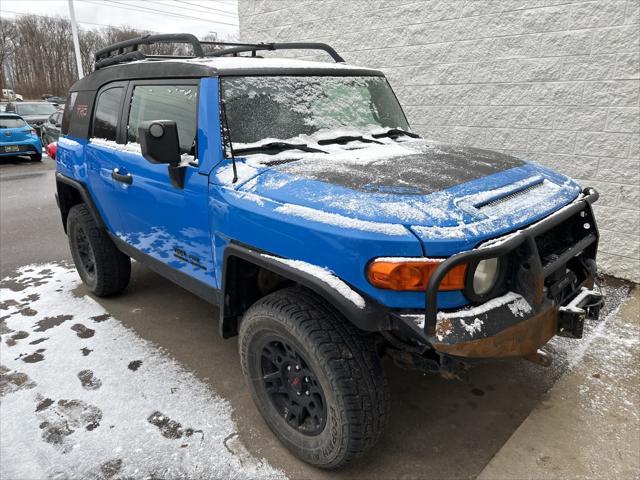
[558,288,604,339]
[524,348,552,367]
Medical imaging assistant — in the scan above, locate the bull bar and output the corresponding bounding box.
[421,187,601,345]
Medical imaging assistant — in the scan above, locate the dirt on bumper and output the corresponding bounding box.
[431,307,559,358]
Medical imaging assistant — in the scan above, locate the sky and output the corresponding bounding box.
[0,0,239,40]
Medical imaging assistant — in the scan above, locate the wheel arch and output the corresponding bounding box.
[220,242,392,338]
[56,173,105,233]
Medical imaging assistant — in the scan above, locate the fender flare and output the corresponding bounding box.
[220,242,393,338]
[55,172,105,231]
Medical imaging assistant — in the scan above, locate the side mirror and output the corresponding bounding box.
[139,120,180,165]
[138,120,186,189]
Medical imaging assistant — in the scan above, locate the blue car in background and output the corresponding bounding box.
[0,113,42,161]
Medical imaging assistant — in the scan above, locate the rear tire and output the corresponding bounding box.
[239,287,389,469]
[67,204,130,296]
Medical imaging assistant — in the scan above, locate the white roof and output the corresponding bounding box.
[128,55,380,73]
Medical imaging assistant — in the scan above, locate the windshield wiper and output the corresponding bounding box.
[371,128,421,140]
[233,141,327,156]
[317,135,383,146]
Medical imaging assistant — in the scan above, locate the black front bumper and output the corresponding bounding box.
[391,187,602,358]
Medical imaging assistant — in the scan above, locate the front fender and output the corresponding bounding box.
[220,242,393,338]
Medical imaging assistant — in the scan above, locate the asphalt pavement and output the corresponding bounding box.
[0,156,70,277]
[1,154,637,479]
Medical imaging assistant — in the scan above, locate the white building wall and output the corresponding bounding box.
[239,0,640,282]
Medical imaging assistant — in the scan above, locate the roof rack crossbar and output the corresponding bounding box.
[208,42,345,63]
[94,34,204,70]
[199,40,264,48]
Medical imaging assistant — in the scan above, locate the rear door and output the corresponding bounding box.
[107,79,216,289]
[84,82,128,233]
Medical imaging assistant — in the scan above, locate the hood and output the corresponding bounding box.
[233,139,581,254]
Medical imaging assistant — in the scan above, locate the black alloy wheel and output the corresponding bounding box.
[74,226,97,281]
[260,337,327,435]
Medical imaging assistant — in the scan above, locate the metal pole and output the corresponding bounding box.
[67,0,84,79]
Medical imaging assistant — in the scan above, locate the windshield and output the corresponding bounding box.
[221,76,409,145]
[0,116,26,128]
[15,103,57,116]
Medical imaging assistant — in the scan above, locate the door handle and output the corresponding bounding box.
[112,168,133,185]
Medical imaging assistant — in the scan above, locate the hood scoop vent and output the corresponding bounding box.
[455,176,550,219]
[476,181,544,214]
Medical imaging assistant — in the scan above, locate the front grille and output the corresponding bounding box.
[477,182,544,212]
[535,209,592,268]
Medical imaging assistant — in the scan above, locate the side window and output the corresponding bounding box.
[61,92,76,134]
[127,84,198,154]
[92,87,123,141]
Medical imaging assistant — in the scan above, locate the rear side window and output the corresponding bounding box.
[93,87,123,141]
[127,85,198,155]
[0,116,26,129]
[61,92,77,134]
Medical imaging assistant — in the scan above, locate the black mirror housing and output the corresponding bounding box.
[139,120,180,165]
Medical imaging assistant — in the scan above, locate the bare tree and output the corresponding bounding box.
[2,15,226,99]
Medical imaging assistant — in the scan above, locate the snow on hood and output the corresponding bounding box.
[217,129,581,244]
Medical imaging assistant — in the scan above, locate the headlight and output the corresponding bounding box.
[472,258,500,295]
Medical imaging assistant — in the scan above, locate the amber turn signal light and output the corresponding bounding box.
[367,259,467,291]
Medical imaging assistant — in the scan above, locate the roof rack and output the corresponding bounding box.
[93,33,345,70]
[208,42,345,63]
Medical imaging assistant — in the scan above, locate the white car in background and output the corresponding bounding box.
[1,89,23,102]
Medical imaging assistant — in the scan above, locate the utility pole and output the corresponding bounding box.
[67,0,84,79]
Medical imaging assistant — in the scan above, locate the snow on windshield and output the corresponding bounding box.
[222,76,409,144]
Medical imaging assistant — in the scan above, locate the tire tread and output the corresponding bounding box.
[67,204,130,296]
[240,287,389,468]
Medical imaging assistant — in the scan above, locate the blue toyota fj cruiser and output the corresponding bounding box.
[56,34,603,468]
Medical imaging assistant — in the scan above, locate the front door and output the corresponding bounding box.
[108,79,216,290]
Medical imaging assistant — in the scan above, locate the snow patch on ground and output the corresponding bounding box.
[262,255,365,309]
[0,263,285,480]
[545,284,637,416]
[275,203,407,236]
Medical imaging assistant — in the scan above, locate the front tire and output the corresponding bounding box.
[67,204,131,296]
[239,287,389,469]
[31,152,42,162]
